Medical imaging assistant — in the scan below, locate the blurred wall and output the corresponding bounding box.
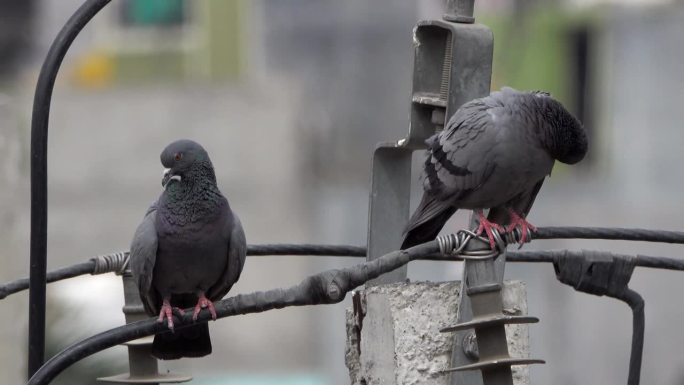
[2,1,684,385]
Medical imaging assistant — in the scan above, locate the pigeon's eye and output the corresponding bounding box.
[174,153,183,161]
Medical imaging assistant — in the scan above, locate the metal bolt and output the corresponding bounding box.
[462,330,479,360]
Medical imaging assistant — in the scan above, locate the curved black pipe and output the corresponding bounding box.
[29,0,112,377]
[617,289,645,385]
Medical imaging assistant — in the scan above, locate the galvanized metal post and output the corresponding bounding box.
[97,271,191,385]
[441,240,544,385]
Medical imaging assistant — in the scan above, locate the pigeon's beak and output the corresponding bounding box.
[162,169,171,187]
[162,168,181,187]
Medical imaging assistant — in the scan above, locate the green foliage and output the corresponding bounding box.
[480,8,590,106]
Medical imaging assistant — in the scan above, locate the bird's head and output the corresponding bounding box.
[535,94,588,165]
[160,139,213,187]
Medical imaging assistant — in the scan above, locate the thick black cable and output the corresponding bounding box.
[0,262,94,300]
[19,244,673,385]
[4,244,684,302]
[26,242,438,385]
[28,0,112,376]
[247,244,366,256]
[533,227,684,244]
[508,250,684,271]
[552,251,643,385]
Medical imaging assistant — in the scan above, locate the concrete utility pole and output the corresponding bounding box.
[345,281,532,385]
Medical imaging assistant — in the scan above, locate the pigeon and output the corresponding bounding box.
[401,87,587,250]
[130,139,247,360]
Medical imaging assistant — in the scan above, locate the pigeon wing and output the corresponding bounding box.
[208,211,247,301]
[424,98,502,202]
[404,98,501,236]
[129,203,160,316]
[487,178,545,226]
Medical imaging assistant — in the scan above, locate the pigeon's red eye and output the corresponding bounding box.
[174,153,183,161]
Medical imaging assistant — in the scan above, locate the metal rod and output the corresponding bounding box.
[444,0,476,23]
[28,0,112,377]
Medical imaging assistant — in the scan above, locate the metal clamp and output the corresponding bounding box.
[442,223,543,385]
[436,227,533,260]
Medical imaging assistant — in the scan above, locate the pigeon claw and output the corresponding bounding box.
[157,299,182,331]
[505,209,537,247]
[193,293,217,321]
[475,211,505,250]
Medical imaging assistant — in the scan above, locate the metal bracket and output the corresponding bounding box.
[365,19,494,285]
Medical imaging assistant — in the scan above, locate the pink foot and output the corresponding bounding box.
[475,210,505,249]
[157,299,185,331]
[193,293,217,321]
[505,209,537,245]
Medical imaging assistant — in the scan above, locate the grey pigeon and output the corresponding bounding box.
[130,139,247,359]
[401,87,587,250]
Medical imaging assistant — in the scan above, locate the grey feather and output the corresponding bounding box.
[207,213,247,300]
[130,203,160,315]
[402,87,587,249]
[486,178,545,226]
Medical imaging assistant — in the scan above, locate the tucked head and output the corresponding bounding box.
[533,93,588,165]
[160,139,213,187]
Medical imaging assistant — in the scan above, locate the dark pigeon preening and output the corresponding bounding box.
[401,87,588,250]
[130,139,247,360]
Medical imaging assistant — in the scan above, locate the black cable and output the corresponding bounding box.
[4,244,684,302]
[533,227,684,244]
[634,254,684,270]
[0,262,94,300]
[247,244,366,256]
[617,289,645,385]
[507,250,684,271]
[19,243,675,385]
[552,251,643,385]
[28,0,112,377]
[26,242,438,385]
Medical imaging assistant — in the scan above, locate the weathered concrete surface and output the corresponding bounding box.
[345,281,530,385]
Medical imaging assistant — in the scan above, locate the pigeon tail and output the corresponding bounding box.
[152,322,212,360]
[401,194,457,250]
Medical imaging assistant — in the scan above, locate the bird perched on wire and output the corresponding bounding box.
[130,139,246,359]
[401,87,588,250]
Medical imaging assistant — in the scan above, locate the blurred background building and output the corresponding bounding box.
[1,0,684,384]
